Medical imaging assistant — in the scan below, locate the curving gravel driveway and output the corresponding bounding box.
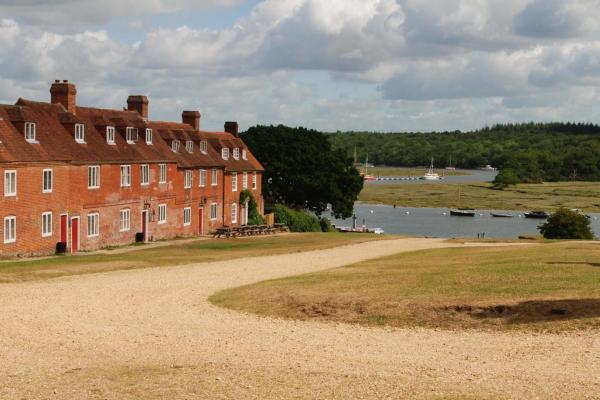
[0,238,598,399]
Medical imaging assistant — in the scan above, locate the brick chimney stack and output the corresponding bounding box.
[224,121,239,137]
[50,80,77,114]
[182,111,201,131]
[127,95,149,120]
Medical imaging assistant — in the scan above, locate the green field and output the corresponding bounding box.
[359,181,600,212]
[211,242,600,332]
[0,233,381,283]
[359,166,468,177]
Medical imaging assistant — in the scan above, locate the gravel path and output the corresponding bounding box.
[0,238,598,399]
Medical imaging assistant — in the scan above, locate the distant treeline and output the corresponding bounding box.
[327,122,600,183]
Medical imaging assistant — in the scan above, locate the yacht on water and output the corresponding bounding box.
[421,158,442,181]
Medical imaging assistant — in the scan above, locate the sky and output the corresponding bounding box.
[1,0,600,132]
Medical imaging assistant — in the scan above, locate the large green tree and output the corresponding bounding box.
[538,208,594,240]
[242,125,363,219]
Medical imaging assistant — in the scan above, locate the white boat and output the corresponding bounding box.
[421,158,442,181]
[480,165,497,171]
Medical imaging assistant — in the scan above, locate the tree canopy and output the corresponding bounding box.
[538,208,594,240]
[242,125,363,219]
[327,122,600,184]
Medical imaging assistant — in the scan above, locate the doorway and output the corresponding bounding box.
[141,210,148,242]
[198,207,204,236]
[70,216,79,254]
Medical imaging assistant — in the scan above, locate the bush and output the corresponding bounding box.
[493,169,519,189]
[319,217,335,232]
[239,189,264,225]
[538,208,594,240]
[274,204,321,232]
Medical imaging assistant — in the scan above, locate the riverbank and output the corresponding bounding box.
[364,166,468,177]
[359,181,600,212]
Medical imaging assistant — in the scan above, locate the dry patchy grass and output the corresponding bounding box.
[0,233,382,283]
[211,242,600,332]
[359,181,600,212]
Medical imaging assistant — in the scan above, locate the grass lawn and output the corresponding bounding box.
[211,242,600,332]
[0,233,381,283]
[363,166,467,177]
[359,181,600,212]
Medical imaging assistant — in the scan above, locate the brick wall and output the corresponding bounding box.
[0,162,263,256]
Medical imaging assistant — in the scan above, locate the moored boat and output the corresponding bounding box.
[523,211,549,219]
[490,212,513,218]
[421,158,441,181]
[450,208,476,217]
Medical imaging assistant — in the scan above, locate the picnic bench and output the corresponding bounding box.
[212,224,284,238]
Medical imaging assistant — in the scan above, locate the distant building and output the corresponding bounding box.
[0,80,263,256]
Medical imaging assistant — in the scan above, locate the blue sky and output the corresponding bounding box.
[1,0,600,132]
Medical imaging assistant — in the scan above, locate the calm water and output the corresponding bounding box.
[328,204,600,239]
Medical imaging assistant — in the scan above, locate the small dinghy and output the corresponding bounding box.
[490,212,513,218]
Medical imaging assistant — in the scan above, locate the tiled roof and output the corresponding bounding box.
[0,98,263,172]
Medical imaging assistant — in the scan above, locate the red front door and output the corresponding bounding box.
[71,218,79,254]
[141,211,147,241]
[198,207,204,236]
[60,215,68,243]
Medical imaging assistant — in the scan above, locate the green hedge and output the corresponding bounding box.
[274,205,322,232]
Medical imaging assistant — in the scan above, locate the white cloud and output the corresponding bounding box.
[0,0,244,31]
[1,0,600,132]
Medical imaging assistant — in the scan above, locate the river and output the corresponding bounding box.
[327,204,600,239]
[327,169,600,239]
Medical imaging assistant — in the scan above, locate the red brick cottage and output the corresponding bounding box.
[0,80,263,256]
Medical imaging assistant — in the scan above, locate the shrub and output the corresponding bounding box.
[239,189,264,225]
[493,169,519,189]
[538,208,594,240]
[319,217,335,232]
[274,204,321,232]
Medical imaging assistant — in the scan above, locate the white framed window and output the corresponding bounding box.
[126,127,137,143]
[140,164,149,186]
[42,212,52,237]
[200,140,208,154]
[252,171,257,190]
[183,207,192,226]
[145,128,153,145]
[184,170,193,189]
[120,165,131,187]
[242,149,247,160]
[4,170,16,197]
[4,216,16,243]
[172,140,180,152]
[186,140,193,153]
[158,204,167,224]
[75,124,85,143]
[25,122,36,142]
[87,213,99,237]
[119,209,131,232]
[106,126,115,145]
[233,147,239,160]
[43,169,53,193]
[199,169,206,187]
[242,172,248,190]
[222,147,229,160]
[88,165,100,189]
[231,173,238,192]
[231,203,238,224]
[159,164,167,183]
[210,202,218,220]
[211,168,218,186]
